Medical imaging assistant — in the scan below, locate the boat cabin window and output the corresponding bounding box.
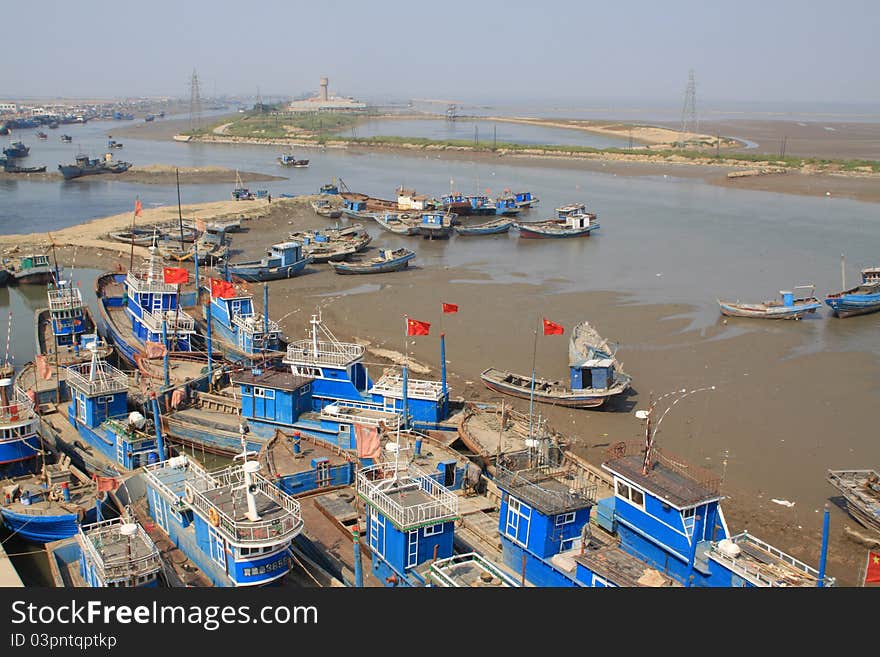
[253,387,275,399]
[615,480,646,510]
[555,512,576,526]
[423,523,443,537]
[615,480,630,500]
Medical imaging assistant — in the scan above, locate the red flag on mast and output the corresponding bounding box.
[163,267,188,284]
[542,318,564,335]
[441,302,458,314]
[866,550,880,584]
[134,198,142,217]
[210,278,236,299]
[406,318,431,336]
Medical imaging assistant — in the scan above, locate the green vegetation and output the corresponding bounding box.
[198,110,370,140]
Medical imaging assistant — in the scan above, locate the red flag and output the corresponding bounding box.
[35,355,52,380]
[143,341,167,359]
[210,278,236,299]
[542,318,564,335]
[134,198,142,217]
[93,475,119,493]
[406,318,431,336]
[441,302,458,314]
[354,424,382,460]
[163,267,188,284]
[866,550,880,584]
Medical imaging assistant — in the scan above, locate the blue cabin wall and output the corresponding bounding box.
[374,394,447,427]
[239,383,312,426]
[366,506,454,587]
[498,491,591,559]
[273,461,355,497]
[71,390,128,429]
[308,364,372,408]
[499,540,581,587]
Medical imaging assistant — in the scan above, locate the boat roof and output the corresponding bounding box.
[603,450,721,509]
[232,369,312,392]
[574,529,680,587]
[494,449,597,515]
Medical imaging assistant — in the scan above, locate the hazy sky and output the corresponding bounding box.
[5,0,878,106]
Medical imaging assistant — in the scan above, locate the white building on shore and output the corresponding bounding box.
[287,77,367,113]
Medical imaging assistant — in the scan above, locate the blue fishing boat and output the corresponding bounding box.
[517,203,599,238]
[465,194,496,215]
[3,141,29,158]
[2,253,54,285]
[107,139,123,149]
[493,195,521,216]
[277,153,309,167]
[226,241,312,282]
[513,191,539,209]
[47,515,163,587]
[310,198,342,219]
[142,453,304,587]
[329,248,416,274]
[374,212,420,236]
[60,134,72,143]
[58,153,131,180]
[0,375,43,477]
[145,114,155,122]
[481,321,631,409]
[825,267,880,318]
[453,217,514,236]
[439,192,473,216]
[340,187,398,220]
[201,284,285,364]
[319,181,339,195]
[718,285,822,320]
[0,462,106,543]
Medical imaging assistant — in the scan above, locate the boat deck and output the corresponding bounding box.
[705,532,831,587]
[574,527,680,587]
[458,404,559,460]
[261,431,352,479]
[0,475,96,517]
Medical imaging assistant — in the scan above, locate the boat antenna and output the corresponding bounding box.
[527,315,539,465]
[3,311,12,369]
[47,232,60,286]
[176,168,185,250]
[129,196,138,271]
[841,253,846,291]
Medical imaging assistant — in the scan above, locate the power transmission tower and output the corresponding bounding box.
[189,69,203,133]
[679,69,698,148]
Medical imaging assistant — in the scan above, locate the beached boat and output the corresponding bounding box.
[107,139,123,149]
[513,191,539,209]
[339,181,398,219]
[1,253,54,285]
[58,153,131,180]
[439,192,473,216]
[310,198,343,219]
[453,217,514,236]
[3,162,47,173]
[0,373,43,478]
[329,247,416,274]
[825,267,880,318]
[718,285,821,319]
[374,212,420,235]
[0,462,107,543]
[319,181,339,195]
[396,187,438,212]
[108,228,171,246]
[3,141,29,158]
[60,134,73,143]
[231,170,254,200]
[226,241,312,282]
[297,233,371,263]
[517,203,599,238]
[826,469,880,534]
[277,153,309,167]
[375,211,455,239]
[493,195,521,216]
[182,216,243,233]
[157,240,228,265]
[200,284,286,364]
[481,321,631,409]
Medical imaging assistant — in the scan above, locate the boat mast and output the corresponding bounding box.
[527,316,539,466]
[176,169,185,250]
[841,253,846,291]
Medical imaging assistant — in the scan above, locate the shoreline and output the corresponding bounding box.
[0,165,284,185]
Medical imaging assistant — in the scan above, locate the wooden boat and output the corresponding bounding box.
[60,134,73,143]
[329,248,415,275]
[3,162,47,173]
[2,254,54,285]
[36,132,48,140]
[453,217,514,236]
[374,212,421,236]
[375,211,455,239]
[277,153,309,167]
[826,469,880,533]
[517,203,599,238]
[110,227,197,245]
[182,216,243,233]
[493,195,521,216]
[290,226,372,264]
[226,241,312,282]
[825,267,880,318]
[310,198,343,219]
[338,180,398,219]
[513,191,539,209]
[481,320,631,408]
[718,285,821,320]
[3,141,29,158]
[157,239,229,265]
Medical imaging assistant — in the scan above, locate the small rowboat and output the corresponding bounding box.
[454,218,514,236]
[328,248,415,275]
[718,285,821,320]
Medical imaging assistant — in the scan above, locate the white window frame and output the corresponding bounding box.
[211,530,225,566]
[254,387,275,399]
[555,512,576,526]
[422,523,443,537]
[615,479,646,511]
[406,529,419,568]
[369,512,385,557]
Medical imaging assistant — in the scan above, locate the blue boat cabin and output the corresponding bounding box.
[233,370,314,431]
[207,291,282,359]
[77,518,162,587]
[357,462,459,586]
[142,456,304,587]
[569,358,615,391]
[47,281,88,347]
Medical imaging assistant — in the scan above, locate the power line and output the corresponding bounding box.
[189,69,203,133]
[679,69,698,147]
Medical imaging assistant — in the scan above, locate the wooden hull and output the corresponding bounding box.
[227,258,311,282]
[826,470,880,533]
[454,220,513,236]
[517,223,597,239]
[718,300,821,319]
[480,367,628,408]
[825,294,880,318]
[375,216,420,235]
[329,251,415,274]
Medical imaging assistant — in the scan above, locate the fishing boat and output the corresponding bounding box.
[141,453,304,587]
[826,469,880,534]
[200,284,286,364]
[0,461,107,543]
[319,181,339,195]
[36,131,48,140]
[226,241,312,282]
[374,212,420,236]
[718,285,821,320]
[291,227,372,263]
[145,114,155,122]
[329,248,416,275]
[3,141,29,158]
[310,198,343,219]
[60,134,73,143]
[339,179,399,219]
[1,253,54,285]
[439,192,473,216]
[182,217,243,233]
[480,321,631,409]
[0,373,43,477]
[277,153,309,167]
[107,139,123,149]
[465,194,496,216]
[58,153,131,180]
[453,217,514,236]
[825,267,880,318]
[3,162,47,174]
[517,203,599,239]
[513,191,539,209]
[493,195,521,216]
[231,170,254,200]
[396,187,438,212]
[48,121,59,129]
[375,211,455,239]
[46,514,164,587]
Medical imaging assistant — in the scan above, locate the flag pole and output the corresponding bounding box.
[861,549,870,588]
[129,197,138,271]
[528,315,539,451]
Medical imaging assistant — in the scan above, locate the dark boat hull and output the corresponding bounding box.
[517,224,597,238]
[480,367,628,408]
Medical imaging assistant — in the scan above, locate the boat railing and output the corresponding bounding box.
[140,308,196,335]
[232,313,280,336]
[0,387,37,423]
[78,518,162,583]
[284,339,364,367]
[66,361,129,396]
[185,464,303,545]
[371,373,445,400]
[319,403,402,429]
[606,441,722,497]
[356,463,459,530]
[125,271,178,296]
[495,451,598,514]
[706,531,836,587]
[103,419,156,447]
[48,288,85,312]
[428,552,519,587]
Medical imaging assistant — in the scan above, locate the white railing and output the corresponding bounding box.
[232,313,280,336]
[65,362,128,396]
[48,288,84,312]
[125,271,177,296]
[428,553,519,587]
[284,339,364,367]
[184,465,304,546]
[0,387,37,423]
[319,403,402,429]
[356,463,459,530]
[78,518,162,582]
[707,532,836,587]
[371,373,445,400]
[139,308,196,335]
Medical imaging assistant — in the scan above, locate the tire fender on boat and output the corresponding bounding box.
[208,507,220,527]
